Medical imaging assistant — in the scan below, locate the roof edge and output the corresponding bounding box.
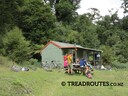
[40,40,102,53]
[40,41,61,52]
[50,41,61,48]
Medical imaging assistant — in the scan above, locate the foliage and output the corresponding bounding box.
[121,0,128,13]
[2,27,32,64]
[72,14,100,48]
[112,61,128,69]
[29,58,38,65]
[121,16,128,31]
[0,0,24,35]
[51,22,79,44]
[117,40,128,63]
[86,8,101,22]
[99,45,116,65]
[18,0,56,44]
[0,55,15,67]
[55,0,81,24]
[96,13,128,63]
[0,0,24,52]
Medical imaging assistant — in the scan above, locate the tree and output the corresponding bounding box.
[0,0,24,35]
[100,45,115,65]
[50,22,79,43]
[96,12,120,45]
[3,27,31,64]
[55,0,81,24]
[86,8,101,22]
[72,14,100,48]
[18,0,56,44]
[96,9,128,63]
[118,40,128,62]
[0,0,24,51]
[121,15,128,31]
[121,0,128,14]
[72,14,92,32]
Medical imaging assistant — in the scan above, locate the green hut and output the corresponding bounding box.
[40,41,102,67]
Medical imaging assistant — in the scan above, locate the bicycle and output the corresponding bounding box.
[42,61,51,69]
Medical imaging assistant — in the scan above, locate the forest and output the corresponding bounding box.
[0,0,128,66]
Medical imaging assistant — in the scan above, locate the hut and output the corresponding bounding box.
[40,41,102,67]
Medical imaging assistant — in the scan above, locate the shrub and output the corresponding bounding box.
[112,61,128,69]
[2,27,32,64]
[0,55,14,67]
[100,45,116,65]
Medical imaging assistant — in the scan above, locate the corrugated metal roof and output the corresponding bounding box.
[41,40,102,52]
[51,41,84,48]
[50,41,102,52]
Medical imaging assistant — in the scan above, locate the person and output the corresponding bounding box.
[67,53,73,74]
[63,54,68,68]
[86,70,92,79]
[79,58,86,67]
[79,58,87,74]
[85,61,93,79]
[86,61,93,70]
[76,58,79,64]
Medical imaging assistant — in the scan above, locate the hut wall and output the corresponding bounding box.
[41,44,63,66]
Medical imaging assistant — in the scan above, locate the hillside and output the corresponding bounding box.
[0,66,128,96]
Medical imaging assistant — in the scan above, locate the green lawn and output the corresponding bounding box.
[0,66,128,96]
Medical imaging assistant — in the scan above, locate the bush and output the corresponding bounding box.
[0,55,15,67]
[29,58,38,65]
[19,58,41,71]
[99,45,116,65]
[112,61,128,69]
[2,27,32,64]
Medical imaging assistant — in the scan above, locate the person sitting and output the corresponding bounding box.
[86,70,92,79]
[76,58,80,64]
[85,62,93,79]
[79,58,86,74]
[79,58,86,67]
[86,62,93,70]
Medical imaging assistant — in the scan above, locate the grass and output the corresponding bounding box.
[0,66,128,96]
